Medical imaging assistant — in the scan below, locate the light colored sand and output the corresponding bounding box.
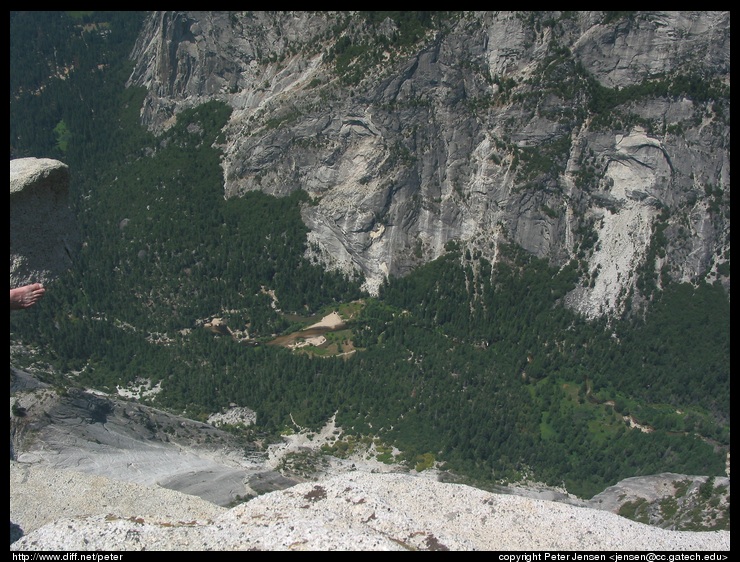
[306,311,344,329]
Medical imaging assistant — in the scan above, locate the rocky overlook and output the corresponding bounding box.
[9,465,730,551]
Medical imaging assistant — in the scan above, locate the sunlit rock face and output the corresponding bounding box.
[10,464,730,552]
[127,11,730,317]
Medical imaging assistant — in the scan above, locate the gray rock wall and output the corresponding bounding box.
[126,12,730,316]
[9,157,79,288]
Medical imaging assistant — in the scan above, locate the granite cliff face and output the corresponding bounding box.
[126,11,730,316]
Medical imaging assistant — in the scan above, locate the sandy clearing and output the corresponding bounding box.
[305,311,344,330]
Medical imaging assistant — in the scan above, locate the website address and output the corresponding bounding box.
[12,554,124,561]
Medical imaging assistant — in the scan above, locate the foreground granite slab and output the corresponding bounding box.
[10,466,729,551]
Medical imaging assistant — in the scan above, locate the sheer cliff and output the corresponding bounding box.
[126,11,730,317]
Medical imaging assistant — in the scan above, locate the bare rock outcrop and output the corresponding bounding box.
[10,465,729,551]
[9,461,226,546]
[9,157,80,287]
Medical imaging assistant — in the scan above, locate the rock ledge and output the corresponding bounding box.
[10,463,729,551]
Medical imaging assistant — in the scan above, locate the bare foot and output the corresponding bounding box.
[10,283,46,310]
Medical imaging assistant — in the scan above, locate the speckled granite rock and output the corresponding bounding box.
[10,465,729,552]
[10,461,226,544]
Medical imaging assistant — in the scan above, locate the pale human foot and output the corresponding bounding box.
[10,283,46,310]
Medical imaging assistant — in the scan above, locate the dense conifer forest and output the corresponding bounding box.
[10,11,729,499]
